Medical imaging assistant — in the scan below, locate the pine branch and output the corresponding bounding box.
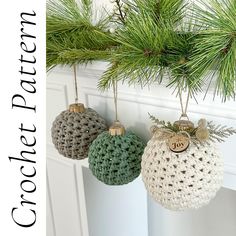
[48,48,112,68]
[166,30,204,95]
[149,113,166,127]
[46,0,117,69]
[99,12,174,88]
[98,0,200,93]
[46,0,236,101]
[81,0,92,16]
[133,0,185,25]
[189,0,236,100]
[98,62,121,90]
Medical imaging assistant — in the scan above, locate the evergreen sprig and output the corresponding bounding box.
[207,121,236,142]
[148,113,195,134]
[149,114,236,143]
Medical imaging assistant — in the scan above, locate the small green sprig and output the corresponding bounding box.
[149,114,236,144]
[207,121,236,143]
[149,113,198,135]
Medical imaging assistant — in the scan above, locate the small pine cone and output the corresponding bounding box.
[198,118,207,128]
[109,27,116,34]
[196,128,209,142]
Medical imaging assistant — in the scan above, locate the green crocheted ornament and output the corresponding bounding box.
[88,131,145,185]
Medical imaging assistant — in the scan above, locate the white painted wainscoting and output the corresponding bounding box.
[46,62,236,236]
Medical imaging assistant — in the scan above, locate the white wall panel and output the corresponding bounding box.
[47,173,56,236]
[83,168,148,236]
[47,157,83,236]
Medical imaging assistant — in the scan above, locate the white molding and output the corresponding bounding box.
[73,164,85,236]
[224,164,236,175]
[49,64,236,119]
[224,164,236,190]
[47,156,83,236]
[81,87,236,121]
[46,170,57,236]
[75,164,90,236]
[46,82,69,108]
[47,144,90,236]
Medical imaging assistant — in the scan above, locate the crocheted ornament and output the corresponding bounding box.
[51,103,107,160]
[141,130,224,211]
[88,129,145,185]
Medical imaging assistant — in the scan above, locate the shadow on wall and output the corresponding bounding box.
[83,167,148,236]
[148,187,236,236]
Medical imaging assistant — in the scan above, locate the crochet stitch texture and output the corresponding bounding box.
[88,131,145,185]
[141,132,223,211]
[51,108,107,159]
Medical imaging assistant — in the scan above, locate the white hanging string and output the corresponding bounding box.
[178,86,191,120]
[73,64,79,103]
[112,80,118,121]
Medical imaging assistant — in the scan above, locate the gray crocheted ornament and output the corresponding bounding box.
[88,131,145,185]
[51,105,107,160]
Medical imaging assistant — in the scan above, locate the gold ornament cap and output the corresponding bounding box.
[109,121,125,136]
[174,114,194,131]
[174,119,194,131]
[69,103,85,113]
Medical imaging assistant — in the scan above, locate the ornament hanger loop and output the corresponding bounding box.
[112,79,119,121]
[179,113,190,121]
[109,80,125,136]
[178,86,191,120]
[174,86,194,130]
[69,64,85,113]
[73,64,79,103]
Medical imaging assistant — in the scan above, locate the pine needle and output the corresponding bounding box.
[46,0,236,102]
[98,1,186,90]
[46,0,117,69]
[189,0,236,100]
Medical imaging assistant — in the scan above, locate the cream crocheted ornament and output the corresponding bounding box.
[141,131,224,211]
